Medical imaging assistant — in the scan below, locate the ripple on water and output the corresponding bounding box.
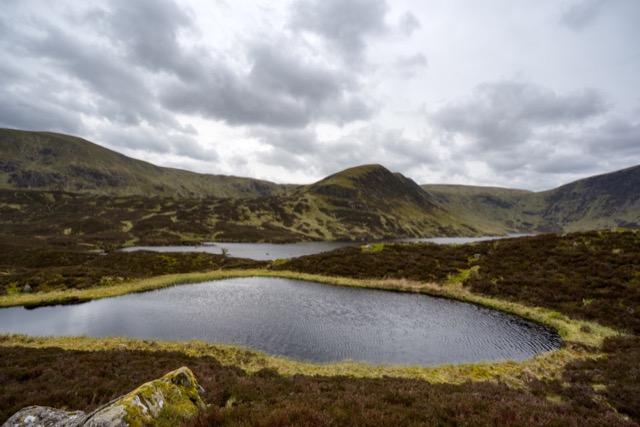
[0,277,561,366]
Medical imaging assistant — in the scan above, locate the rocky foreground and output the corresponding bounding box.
[2,367,205,427]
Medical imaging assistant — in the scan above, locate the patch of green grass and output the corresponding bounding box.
[361,242,384,253]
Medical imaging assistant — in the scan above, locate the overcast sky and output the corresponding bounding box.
[1,0,639,190]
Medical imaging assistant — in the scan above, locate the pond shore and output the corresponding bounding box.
[0,267,619,390]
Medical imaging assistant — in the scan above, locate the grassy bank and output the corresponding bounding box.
[0,333,580,387]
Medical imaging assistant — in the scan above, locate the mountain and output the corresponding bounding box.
[0,164,482,247]
[423,165,640,233]
[2,127,638,243]
[0,128,285,198]
[190,165,481,242]
[537,164,640,231]
[285,164,479,239]
[422,185,536,234]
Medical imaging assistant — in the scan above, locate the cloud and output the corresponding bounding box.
[95,124,219,162]
[584,119,640,155]
[394,53,428,78]
[1,0,637,191]
[289,0,389,64]
[398,12,421,36]
[425,80,624,190]
[263,125,438,178]
[560,0,609,31]
[103,0,193,75]
[160,39,372,127]
[431,81,608,151]
[0,0,373,160]
[251,127,320,156]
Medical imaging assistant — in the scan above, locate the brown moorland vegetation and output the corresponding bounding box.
[0,230,639,425]
[0,344,637,426]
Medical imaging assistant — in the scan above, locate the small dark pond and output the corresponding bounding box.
[0,277,560,366]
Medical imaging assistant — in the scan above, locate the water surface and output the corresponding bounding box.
[122,235,528,261]
[0,277,560,366]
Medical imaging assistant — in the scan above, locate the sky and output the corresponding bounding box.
[1,0,639,191]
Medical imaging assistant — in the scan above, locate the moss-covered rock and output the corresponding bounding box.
[2,367,205,427]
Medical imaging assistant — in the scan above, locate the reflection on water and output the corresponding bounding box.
[122,235,529,261]
[0,277,559,366]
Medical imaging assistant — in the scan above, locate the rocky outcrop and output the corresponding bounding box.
[3,367,205,427]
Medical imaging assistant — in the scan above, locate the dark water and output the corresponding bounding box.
[0,277,560,366]
[122,235,528,261]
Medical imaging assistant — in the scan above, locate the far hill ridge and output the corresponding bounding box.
[1,128,639,240]
[0,128,285,198]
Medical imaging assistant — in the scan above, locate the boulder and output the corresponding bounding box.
[0,407,84,427]
[3,367,205,427]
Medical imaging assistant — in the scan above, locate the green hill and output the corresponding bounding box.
[2,127,638,242]
[0,128,285,198]
[423,165,640,233]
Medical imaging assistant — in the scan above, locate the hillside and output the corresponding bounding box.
[538,164,640,231]
[423,185,536,234]
[278,164,480,240]
[0,165,483,248]
[2,128,639,241]
[0,128,285,198]
[423,165,640,233]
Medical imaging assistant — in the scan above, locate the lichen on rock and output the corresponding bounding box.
[2,367,205,427]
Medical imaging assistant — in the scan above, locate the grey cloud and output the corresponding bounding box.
[160,41,372,127]
[533,155,597,174]
[249,44,353,104]
[97,127,173,155]
[0,91,83,134]
[394,53,427,78]
[24,21,168,127]
[260,148,314,173]
[96,125,218,161]
[0,60,86,134]
[2,0,374,143]
[289,0,389,63]
[396,53,427,69]
[398,12,421,36]
[320,126,438,176]
[0,14,7,36]
[248,124,438,179]
[253,125,439,175]
[173,136,219,161]
[0,1,220,164]
[560,0,609,31]
[431,81,608,151]
[251,127,320,155]
[102,0,203,81]
[585,119,640,155]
